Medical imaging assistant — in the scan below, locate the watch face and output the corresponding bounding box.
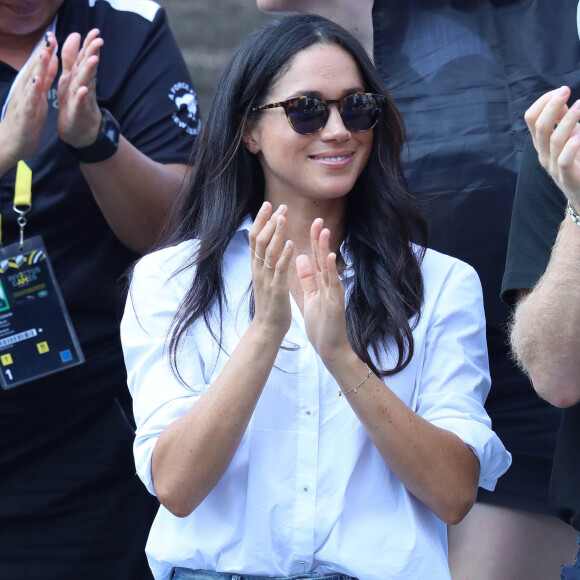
[74,109,120,163]
[102,112,120,147]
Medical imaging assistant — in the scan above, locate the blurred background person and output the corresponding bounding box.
[0,1,199,578]
[256,1,580,579]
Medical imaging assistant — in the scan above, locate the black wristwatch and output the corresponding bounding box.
[71,108,120,164]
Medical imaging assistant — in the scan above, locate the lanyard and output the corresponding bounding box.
[0,161,33,249]
[0,18,58,122]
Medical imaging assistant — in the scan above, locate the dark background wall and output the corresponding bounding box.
[162,0,275,117]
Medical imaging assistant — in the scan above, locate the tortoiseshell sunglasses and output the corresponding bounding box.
[252,92,384,135]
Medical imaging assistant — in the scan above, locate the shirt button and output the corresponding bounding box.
[304,486,309,492]
[306,410,311,415]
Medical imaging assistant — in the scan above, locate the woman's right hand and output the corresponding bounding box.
[0,32,58,175]
[248,202,294,341]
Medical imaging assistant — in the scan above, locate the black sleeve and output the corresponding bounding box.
[94,5,201,164]
[501,134,567,305]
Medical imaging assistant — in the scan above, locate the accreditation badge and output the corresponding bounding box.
[0,236,84,389]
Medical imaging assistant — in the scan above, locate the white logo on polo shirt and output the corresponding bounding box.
[169,82,201,136]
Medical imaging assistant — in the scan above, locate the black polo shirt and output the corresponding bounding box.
[0,0,199,475]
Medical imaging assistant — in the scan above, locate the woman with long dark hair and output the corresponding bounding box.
[122,14,510,580]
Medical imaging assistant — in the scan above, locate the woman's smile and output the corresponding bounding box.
[308,150,354,169]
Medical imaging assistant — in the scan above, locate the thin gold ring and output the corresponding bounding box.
[254,253,273,269]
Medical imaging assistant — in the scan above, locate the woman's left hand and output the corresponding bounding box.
[296,218,350,362]
[56,28,104,148]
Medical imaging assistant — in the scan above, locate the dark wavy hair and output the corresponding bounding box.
[162,13,428,380]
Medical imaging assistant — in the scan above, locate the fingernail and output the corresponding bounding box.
[573,100,580,112]
[274,204,284,216]
[277,216,283,227]
[285,240,292,251]
[560,86,569,97]
[260,202,268,212]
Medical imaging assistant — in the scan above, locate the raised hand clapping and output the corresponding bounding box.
[525,86,580,211]
[0,32,57,174]
[296,218,350,363]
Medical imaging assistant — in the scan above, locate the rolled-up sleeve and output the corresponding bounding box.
[416,256,512,490]
[121,249,207,495]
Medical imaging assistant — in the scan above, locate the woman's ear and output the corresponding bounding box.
[242,120,261,155]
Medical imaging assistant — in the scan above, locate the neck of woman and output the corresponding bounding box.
[271,196,346,260]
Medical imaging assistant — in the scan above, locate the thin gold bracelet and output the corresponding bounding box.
[339,363,372,396]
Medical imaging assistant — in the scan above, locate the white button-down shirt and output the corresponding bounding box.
[122,220,511,580]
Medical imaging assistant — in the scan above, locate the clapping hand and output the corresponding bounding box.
[525,86,580,211]
[0,28,107,175]
[0,32,57,172]
[248,202,294,342]
[57,28,104,149]
[296,218,350,363]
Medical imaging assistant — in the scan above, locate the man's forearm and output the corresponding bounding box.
[511,215,580,407]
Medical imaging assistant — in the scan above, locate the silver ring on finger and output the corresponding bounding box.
[254,253,273,269]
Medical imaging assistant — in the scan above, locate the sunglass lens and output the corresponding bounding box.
[342,94,380,132]
[287,97,327,134]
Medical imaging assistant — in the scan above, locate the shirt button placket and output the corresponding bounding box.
[294,347,319,572]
